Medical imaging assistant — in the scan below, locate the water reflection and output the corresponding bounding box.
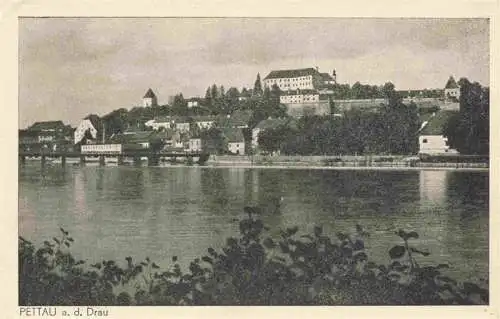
[201,169,230,212]
[419,170,447,205]
[18,164,489,282]
[114,168,145,200]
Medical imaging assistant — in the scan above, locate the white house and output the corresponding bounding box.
[187,138,202,152]
[187,98,203,108]
[145,118,170,130]
[145,116,189,132]
[74,115,101,144]
[279,89,320,104]
[224,128,245,155]
[263,67,336,91]
[418,111,458,155]
[263,68,317,91]
[193,116,216,129]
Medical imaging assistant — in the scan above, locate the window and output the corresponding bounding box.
[422,139,428,143]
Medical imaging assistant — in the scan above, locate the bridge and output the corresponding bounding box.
[18,150,210,167]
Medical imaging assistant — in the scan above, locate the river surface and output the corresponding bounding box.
[18,163,489,283]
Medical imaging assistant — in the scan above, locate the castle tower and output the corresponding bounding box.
[143,88,158,107]
[332,69,337,84]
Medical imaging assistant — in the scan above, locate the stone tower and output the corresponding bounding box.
[143,88,158,107]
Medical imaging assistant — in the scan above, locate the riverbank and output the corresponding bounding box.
[21,154,489,171]
[206,155,489,170]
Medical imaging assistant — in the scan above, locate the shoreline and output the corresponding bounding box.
[203,163,489,171]
[21,158,489,172]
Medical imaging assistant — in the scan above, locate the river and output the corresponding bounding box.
[18,163,489,283]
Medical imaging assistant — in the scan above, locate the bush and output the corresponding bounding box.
[19,209,488,306]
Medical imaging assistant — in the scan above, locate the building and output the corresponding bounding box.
[143,88,158,107]
[224,128,245,155]
[28,120,66,133]
[74,115,103,145]
[26,120,73,151]
[279,89,320,104]
[444,76,460,101]
[263,67,336,118]
[152,129,184,150]
[263,67,329,91]
[108,130,166,150]
[187,138,202,152]
[145,116,190,132]
[193,116,216,130]
[319,69,336,86]
[418,111,458,155]
[81,144,122,154]
[186,97,205,108]
[145,117,171,131]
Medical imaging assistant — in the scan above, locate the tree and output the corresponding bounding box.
[149,134,166,152]
[257,125,291,154]
[253,73,263,97]
[201,127,227,155]
[171,94,188,116]
[102,108,129,136]
[225,87,241,113]
[444,78,489,155]
[382,82,397,102]
[351,82,362,99]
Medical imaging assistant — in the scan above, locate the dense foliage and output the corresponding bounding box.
[444,79,489,155]
[19,208,488,306]
[259,98,419,156]
[331,81,442,100]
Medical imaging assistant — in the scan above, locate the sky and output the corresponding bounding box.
[19,18,490,128]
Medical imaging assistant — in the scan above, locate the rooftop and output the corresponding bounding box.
[223,128,245,143]
[143,88,157,99]
[254,117,293,130]
[28,120,65,131]
[217,110,253,128]
[319,72,335,81]
[445,76,459,89]
[83,114,102,130]
[280,89,319,96]
[264,68,318,80]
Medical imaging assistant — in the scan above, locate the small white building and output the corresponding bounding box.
[187,138,202,152]
[444,76,460,101]
[187,98,202,108]
[224,128,245,155]
[175,122,190,132]
[194,116,216,129]
[145,116,190,132]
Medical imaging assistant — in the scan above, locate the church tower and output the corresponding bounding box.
[143,88,158,107]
